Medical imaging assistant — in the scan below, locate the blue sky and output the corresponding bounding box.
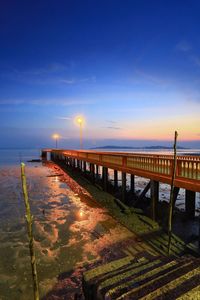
[0,0,200,148]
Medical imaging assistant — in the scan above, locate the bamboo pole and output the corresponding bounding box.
[167,131,178,255]
[21,163,40,300]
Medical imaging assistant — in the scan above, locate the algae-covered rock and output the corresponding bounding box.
[82,255,135,300]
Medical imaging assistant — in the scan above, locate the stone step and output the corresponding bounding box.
[83,254,200,300]
[116,259,199,299]
[176,284,200,299]
[146,232,186,256]
[83,255,148,300]
[139,264,200,300]
[97,258,162,296]
[83,255,134,283]
[104,259,178,299]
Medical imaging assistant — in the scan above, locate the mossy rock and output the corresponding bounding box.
[83,255,135,300]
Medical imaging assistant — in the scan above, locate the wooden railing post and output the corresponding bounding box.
[176,160,181,177]
[122,156,127,167]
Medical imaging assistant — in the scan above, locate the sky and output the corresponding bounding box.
[0,0,200,149]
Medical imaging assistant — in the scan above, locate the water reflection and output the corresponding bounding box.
[0,163,134,299]
[54,176,59,182]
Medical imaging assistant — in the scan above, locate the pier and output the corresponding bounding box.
[42,149,200,221]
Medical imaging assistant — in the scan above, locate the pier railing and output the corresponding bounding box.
[46,149,200,181]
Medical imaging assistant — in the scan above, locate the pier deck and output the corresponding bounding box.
[42,149,200,193]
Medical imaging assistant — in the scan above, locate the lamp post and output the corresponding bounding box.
[52,134,60,149]
[77,117,83,149]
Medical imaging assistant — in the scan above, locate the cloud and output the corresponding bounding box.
[103,126,122,130]
[134,70,170,86]
[0,65,96,85]
[0,98,97,106]
[176,41,192,52]
[106,120,117,124]
[60,79,75,84]
[56,116,72,120]
[59,76,96,85]
[9,63,68,77]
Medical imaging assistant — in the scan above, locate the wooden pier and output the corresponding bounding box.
[42,149,200,220]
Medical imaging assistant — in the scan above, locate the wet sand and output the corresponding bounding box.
[0,162,136,299]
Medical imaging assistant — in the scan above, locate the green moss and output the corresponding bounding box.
[177,284,200,299]
[83,256,133,282]
[98,259,161,291]
[105,260,177,298]
[140,265,200,300]
[117,260,193,300]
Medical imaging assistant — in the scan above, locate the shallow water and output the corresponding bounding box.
[0,161,134,299]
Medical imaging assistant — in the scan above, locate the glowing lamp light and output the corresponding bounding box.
[52,133,60,148]
[75,116,85,150]
[52,133,59,139]
[77,117,83,124]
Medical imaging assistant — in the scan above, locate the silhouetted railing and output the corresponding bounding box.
[45,149,200,181]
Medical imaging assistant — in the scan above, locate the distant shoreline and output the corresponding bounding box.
[90,145,190,150]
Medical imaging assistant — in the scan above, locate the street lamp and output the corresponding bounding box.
[77,117,83,149]
[52,134,60,149]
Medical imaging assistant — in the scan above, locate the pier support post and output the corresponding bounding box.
[185,190,196,218]
[76,159,80,169]
[114,170,118,190]
[90,163,95,183]
[150,180,159,221]
[69,157,72,167]
[122,172,127,203]
[96,165,99,179]
[73,158,75,168]
[50,152,54,161]
[130,174,135,194]
[138,181,151,201]
[102,167,108,191]
[83,161,86,173]
[172,187,180,211]
[41,151,47,160]
[79,160,82,171]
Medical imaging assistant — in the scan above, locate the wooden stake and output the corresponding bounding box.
[167,131,178,255]
[21,163,40,300]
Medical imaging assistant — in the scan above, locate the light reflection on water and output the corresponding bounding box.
[79,210,84,218]
[0,161,133,299]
